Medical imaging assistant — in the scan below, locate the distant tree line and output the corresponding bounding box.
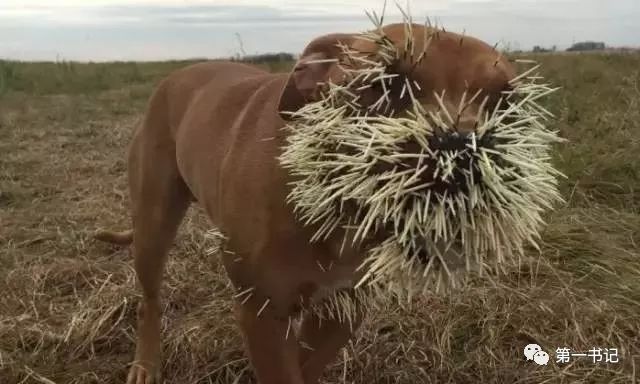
[530,41,607,53]
[230,52,295,64]
[566,41,606,52]
[225,40,610,62]
[532,45,558,53]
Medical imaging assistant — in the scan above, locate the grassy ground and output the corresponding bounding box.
[1,54,639,384]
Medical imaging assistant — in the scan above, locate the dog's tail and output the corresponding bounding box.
[93,228,134,246]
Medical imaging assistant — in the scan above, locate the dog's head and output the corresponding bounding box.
[278,22,564,293]
[278,23,516,129]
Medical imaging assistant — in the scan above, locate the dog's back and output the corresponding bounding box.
[150,61,277,137]
[95,60,279,246]
[106,57,314,255]
[156,61,295,241]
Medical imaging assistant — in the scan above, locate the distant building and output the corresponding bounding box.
[566,41,606,52]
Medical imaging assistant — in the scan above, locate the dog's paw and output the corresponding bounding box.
[126,362,160,384]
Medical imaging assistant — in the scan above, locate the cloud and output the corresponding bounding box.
[1,0,638,61]
[0,1,450,26]
[1,0,635,27]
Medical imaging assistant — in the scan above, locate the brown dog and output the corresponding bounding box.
[95,23,516,384]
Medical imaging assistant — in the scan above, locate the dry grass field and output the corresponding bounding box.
[1,53,639,383]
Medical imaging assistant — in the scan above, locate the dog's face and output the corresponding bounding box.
[279,23,517,132]
[279,22,563,290]
[277,23,519,247]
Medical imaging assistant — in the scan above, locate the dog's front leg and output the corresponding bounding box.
[235,302,305,384]
[298,309,363,384]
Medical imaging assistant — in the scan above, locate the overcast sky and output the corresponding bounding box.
[1,0,638,61]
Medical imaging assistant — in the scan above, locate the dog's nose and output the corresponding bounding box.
[455,115,479,135]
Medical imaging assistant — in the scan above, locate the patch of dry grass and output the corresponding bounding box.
[1,54,639,383]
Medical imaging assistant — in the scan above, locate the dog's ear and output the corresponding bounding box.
[278,33,354,120]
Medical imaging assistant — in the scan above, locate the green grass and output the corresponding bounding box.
[1,53,639,383]
[0,59,294,96]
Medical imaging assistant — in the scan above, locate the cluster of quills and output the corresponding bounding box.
[205,228,374,333]
[206,3,565,332]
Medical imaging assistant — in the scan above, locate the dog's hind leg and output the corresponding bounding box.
[125,114,191,384]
